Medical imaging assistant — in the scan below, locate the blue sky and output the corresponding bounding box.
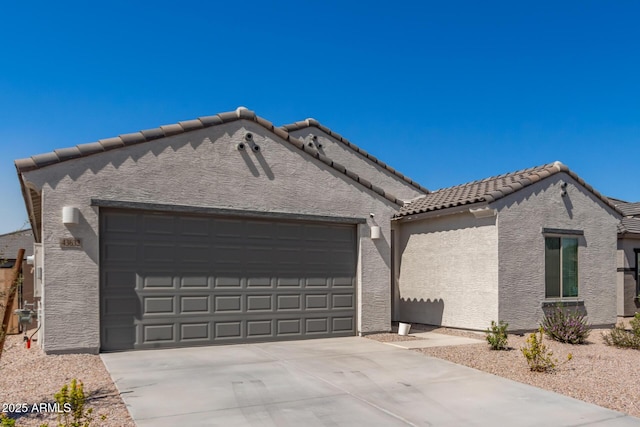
[1,1,638,234]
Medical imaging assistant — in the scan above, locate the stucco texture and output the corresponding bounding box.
[21,120,398,353]
[396,212,499,329]
[493,172,620,330]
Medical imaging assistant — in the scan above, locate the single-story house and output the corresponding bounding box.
[0,229,36,334]
[13,107,633,353]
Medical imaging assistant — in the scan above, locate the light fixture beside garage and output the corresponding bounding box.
[62,206,80,225]
[369,213,381,240]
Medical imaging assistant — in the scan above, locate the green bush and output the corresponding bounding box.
[541,304,590,344]
[0,414,16,427]
[521,328,572,372]
[38,379,105,427]
[485,320,509,350]
[602,313,640,349]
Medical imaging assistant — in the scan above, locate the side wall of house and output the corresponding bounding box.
[396,211,499,329]
[493,172,620,330]
[287,128,426,202]
[617,237,640,317]
[22,120,398,353]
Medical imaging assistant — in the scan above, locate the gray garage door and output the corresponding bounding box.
[100,209,357,351]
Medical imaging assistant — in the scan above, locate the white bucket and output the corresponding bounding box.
[398,322,411,336]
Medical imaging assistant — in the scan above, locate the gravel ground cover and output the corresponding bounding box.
[367,326,640,418]
[0,334,134,426]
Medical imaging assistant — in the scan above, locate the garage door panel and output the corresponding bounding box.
[143,215,175,234]
[144,296,175,315]
[142,275,174,289]
[142,243,175,263]
[143,324,175,343]
[305,318,329,334]
[246,277,272,287]
[215,322,242,339]
[214,295,242,312]
[333,317,354,332]
[181,323,210,340]
[214,276,242,288]
[103,242,137,262]
[305,294,328,309]
[246,295,273,311]
[178,217,211,237]
[276,223,302,240]
[277,319,302,335]
[214,219,245,238]
[180,276,209,288]
[276,278,301,287]
[180,296,209,313]
[101,209,356,351]
[333,294,354,309]
[277,294,301,310]
[247,320,272,337]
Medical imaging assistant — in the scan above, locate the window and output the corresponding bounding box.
[545,237,578,298]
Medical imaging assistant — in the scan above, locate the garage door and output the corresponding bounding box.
[100,209,357,351]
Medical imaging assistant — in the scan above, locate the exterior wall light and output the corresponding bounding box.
[370,225,381,240]
[62,206,80,225]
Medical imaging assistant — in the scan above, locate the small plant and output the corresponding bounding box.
[0,414,16,427]
[541,304,590,344]
[486,320,509,350]
[602,313,640,349]
[52,379,95,427]
[521,327,572,372]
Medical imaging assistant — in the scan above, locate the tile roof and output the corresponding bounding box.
[0,229,34,259]
[619,217,640,235]
[608,198,640,217]
[281,118,429,194]
[395,161,622,218]
[15,108,406,242]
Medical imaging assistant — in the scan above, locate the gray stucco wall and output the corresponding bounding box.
[493,173,620,330]
[396,211,499,329]
[617,237,640,317]
[22,120,398,353]
[287,128,426,202]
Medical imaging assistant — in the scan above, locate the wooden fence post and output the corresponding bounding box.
[0,249,25,361]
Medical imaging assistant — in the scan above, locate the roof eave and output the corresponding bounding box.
[393,201,491,223]
[15,167,40,243]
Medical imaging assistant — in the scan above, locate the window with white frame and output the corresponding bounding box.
[545,236,578,298]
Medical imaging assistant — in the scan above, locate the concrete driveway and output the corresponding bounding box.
[101,337,640,426]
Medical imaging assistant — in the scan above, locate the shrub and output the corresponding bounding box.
[41,379,106,427]
[602,313,640,349]
[0,414,16,427]
[521,328,572,372]
[541,304,590,344]
[521,328,557,372]
[485,320,509,350]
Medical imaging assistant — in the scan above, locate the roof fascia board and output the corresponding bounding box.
[393,201,490,223]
